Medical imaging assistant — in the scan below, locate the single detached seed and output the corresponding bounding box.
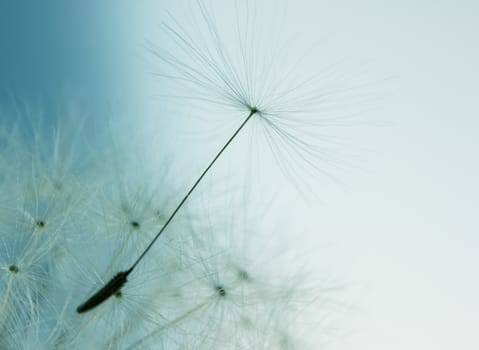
[77,109,256,313]
[35,220,45,228]
[8,265,19,273]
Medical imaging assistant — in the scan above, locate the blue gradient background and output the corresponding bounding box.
[0,1,141,118]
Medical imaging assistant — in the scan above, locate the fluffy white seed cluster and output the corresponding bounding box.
[0,108,331,349]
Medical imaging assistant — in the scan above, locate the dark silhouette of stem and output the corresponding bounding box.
[77,108,257,313]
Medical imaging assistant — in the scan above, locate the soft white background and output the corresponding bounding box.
[291,1,479,349]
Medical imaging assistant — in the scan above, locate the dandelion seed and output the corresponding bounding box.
[214,285,226,297]
[237,269,249,282]
[76,269,132,314]
[8,265,18,274]
[130,221,140,229]
[77,108,258,312]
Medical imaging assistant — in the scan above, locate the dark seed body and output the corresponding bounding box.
[215,285,226,297]
[8,265,19,273]
[76,270,131,313]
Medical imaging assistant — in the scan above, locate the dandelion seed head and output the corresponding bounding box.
[149,0,369,196]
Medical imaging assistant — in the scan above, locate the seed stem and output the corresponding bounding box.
[129,108,257,271]
[77,108,257,313]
